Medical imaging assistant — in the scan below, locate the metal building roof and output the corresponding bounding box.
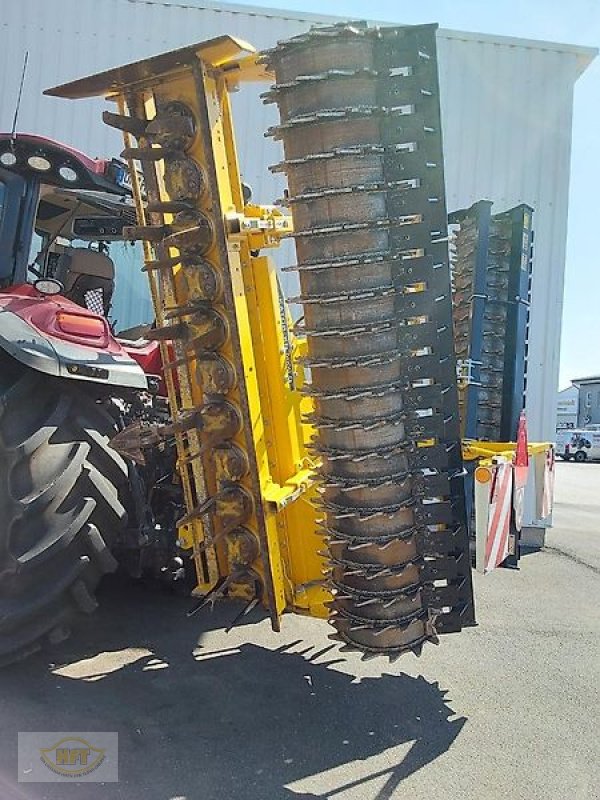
[135,0,597,72]
[573,376,600,385]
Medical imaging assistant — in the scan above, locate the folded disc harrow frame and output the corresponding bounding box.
[451,201,534,442]
[48,22,476,660]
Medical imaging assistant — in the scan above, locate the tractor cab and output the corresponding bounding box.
[0,133,136,315]
[0,134,154,391]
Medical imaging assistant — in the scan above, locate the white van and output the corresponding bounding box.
[556,429,600,462]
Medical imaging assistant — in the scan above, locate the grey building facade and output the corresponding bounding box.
[573,377,600,427]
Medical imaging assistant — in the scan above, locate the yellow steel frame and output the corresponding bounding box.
[45,36,555,638]
[216,68,327,618]
[56,36,328,624]
[462,439,550,466]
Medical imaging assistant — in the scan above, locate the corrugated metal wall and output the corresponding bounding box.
[0,0,593,458]
[437,32,580,446]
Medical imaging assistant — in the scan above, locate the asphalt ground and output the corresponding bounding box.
[1,461,598,800]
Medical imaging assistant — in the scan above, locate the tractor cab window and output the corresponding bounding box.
[63,239,153,333]
[25,182,153,330]
[45,238,116,317]
[27,231,44,280]
[102,240,153,333]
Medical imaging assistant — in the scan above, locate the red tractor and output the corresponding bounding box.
[0,133,179,664]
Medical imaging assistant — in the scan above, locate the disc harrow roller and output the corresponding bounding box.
[267,21,474,658]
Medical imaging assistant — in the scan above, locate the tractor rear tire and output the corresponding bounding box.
[0,356,134,665]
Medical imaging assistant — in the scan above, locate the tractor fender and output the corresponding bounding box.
[0,288,147,390]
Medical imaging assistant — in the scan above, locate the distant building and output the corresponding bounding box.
[573,376,600,427]
[556,385,579,429]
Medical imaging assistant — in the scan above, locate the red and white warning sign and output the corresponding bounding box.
[475,458,514,574]
[541,446,555,519]
[534,444,556,520]
[512,411,530,533]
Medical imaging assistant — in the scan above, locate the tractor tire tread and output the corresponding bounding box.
[0,357,134,665]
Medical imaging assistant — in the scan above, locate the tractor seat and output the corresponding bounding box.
[53,247,115,315]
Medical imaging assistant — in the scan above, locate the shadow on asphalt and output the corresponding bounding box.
[0,577,466,800]
[518,545,543,558]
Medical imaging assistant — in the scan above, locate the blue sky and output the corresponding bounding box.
[232,0,599,388]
